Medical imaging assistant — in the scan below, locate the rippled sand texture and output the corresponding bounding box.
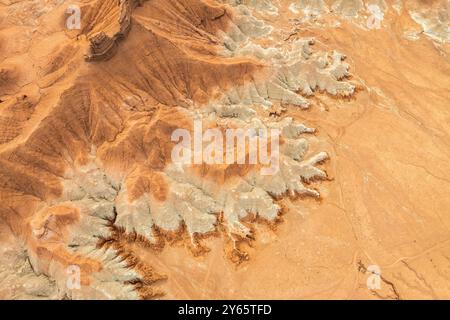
[0,0,449,299]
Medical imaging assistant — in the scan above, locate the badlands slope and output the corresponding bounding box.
[0,0,449,299]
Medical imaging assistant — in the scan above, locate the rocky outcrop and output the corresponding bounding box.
[85,0,145,62]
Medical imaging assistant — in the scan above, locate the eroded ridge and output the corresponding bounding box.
[84,0,146,61]
[217,3,355,108]
[114,105,329,242]
[0,0,356,299]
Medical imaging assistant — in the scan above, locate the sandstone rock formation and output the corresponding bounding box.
[0,0,449,300]
[84,0,144,61]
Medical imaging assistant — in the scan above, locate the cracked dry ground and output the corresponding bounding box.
[0,0,450,300]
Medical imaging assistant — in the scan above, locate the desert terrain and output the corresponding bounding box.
[0,0,449,300]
